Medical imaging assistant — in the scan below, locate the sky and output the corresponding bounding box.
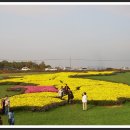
[0,3,130,68]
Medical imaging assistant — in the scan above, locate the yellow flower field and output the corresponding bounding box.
[0,71,130,109]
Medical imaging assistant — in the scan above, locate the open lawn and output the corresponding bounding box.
[1,102,130,125]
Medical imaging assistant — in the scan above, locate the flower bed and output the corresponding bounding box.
[8,86,58,94]
[1,71,130,110]
[0,92,63,109]
[24,86,58,93]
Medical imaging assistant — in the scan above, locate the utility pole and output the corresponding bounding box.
[70,56,71,68]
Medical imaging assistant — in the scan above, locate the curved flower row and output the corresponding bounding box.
[0,71,130,109]
[0,92,61,109]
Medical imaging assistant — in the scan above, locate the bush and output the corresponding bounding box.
[76,86,80,90]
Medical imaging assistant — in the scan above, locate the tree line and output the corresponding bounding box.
[0,60,51,71]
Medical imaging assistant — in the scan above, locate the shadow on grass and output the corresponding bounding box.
[0,76,24,80]
[69,71,125,79]
[0,81,38,86]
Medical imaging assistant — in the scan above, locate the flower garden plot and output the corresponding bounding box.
[1,71,130,111]
[0,92,63,111]
[8,86,58,94]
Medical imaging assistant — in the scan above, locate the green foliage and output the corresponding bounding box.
[0,60,51,72]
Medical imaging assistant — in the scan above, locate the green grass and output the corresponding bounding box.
[81,72,130,85]
[1,102,130,125]
[0,85,21,98]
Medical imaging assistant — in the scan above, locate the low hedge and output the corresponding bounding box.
[8,100,68,112]
[0,81,38,86]
[7,97,130,112]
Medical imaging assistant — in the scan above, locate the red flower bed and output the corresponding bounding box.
[9,86,58,94]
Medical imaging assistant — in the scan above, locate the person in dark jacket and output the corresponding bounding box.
[1,98,5,114]
[67,88,74,104]
[64,84,70,95]
[0,116,3,125]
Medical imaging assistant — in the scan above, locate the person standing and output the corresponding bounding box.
[1,97,5,114]
[0,116,3,125]
[82,92,87,110]
[5,95,10,115]
[64,84,70,95]
[8,109,15,125]
[58,86,64,99]
[67,88,74,104]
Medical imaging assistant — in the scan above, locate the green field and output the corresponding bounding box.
[1,102,130,125]
[82,72,130,85]
[1,72,130,126]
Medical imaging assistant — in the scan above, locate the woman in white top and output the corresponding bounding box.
[58,86,64,99]
[82,92,87,110]
[5,95,10,115]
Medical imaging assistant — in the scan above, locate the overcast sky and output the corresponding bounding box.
[0,4,130,68]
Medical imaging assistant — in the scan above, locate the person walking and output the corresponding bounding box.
[82,92,87,110]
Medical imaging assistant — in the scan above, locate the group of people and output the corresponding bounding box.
[58,84,88,110]
[0,86,87,125]
[0,95,15,125]
[58,84,74,104]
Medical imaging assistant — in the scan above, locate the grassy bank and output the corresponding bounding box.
[72,72,130,86]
